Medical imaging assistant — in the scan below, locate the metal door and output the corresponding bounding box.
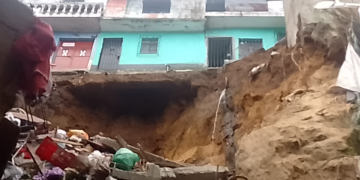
[98,38,123,71]
[53,41,93,70]
[208,37,232,68]
[238,39,263,60]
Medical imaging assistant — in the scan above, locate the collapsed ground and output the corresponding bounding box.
[32,37,360,179]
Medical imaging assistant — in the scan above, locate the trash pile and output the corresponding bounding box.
[2,108,229,180]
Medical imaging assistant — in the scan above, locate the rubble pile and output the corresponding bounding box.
[2,108,229,180]
[2,27,357,180]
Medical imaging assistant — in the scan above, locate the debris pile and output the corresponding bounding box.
[2,108,229,180]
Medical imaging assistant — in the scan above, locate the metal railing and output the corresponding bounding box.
[26,2,104,17]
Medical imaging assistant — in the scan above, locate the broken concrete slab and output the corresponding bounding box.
[111,167,161,180]
[166,166,229,180]
[146,163,161,179]
[110,165,228,180]
[160,167,176,179]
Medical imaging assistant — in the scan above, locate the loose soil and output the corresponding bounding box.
[32,37,359,179]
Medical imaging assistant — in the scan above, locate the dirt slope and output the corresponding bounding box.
[234,54,356,179]
[33,36,358,179]
[221,38,357,179]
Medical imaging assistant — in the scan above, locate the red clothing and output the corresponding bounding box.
[19,148,31,159]
[12,18,56,99]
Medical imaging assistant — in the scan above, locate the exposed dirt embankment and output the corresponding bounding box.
[230,42,355,179]
[36,37,357,179]
[38,70,223,156]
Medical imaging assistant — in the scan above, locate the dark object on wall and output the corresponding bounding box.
[142,0,171,13]
[207,0,268,12]
[206,0,226,12]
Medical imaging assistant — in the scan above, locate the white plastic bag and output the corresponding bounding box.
[4,113,21,127]
[55,129,67,140]
[88,150,105,167]
[1,163,23,180]
[337,43,360,92]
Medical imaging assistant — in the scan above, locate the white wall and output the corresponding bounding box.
[268,1,283,13]
[283,0,360,47]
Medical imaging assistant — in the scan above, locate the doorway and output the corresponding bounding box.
[53,39,94,71]
[207,37,232,68]
[98,38,123,71]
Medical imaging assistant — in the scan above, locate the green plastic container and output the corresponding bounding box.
[112,148,140,171]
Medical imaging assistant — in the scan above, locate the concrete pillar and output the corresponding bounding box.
[283,0,299,47]
[282,0,332,47]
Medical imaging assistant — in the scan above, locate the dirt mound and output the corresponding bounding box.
[219,38,358,179]
[32,36,358,179]
[225,39,358,179]
[235,63,355,179]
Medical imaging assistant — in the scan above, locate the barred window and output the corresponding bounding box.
[238,38,263,59]
[140,38,159,54]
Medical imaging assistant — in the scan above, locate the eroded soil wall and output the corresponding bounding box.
[33,37,358,179]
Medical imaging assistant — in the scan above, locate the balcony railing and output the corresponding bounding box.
[26,2,104,17]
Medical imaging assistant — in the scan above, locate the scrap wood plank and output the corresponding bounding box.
[36,134,83,146]
[93,135,121,150]
[36,133,54,140]
[115,135,184,168]
[82,139,116,153]
[11,112,51,125]
[137,143,148,162]
[52,138,84,146]
[116,136,128,148]
[26,143,46,175]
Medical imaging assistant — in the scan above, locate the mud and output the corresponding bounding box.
[32,36,358,179]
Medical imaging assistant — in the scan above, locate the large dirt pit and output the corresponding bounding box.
[33,38,360,179]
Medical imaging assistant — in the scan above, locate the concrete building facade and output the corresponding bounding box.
[21,0,285,72]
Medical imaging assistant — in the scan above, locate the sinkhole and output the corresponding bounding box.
[69,80,198,119]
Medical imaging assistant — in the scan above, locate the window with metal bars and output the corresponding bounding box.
[142,0,171,13]
[140,38,159,54]
[208,37,232,68]
[206,0,226,12]
[238,38,263,59]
